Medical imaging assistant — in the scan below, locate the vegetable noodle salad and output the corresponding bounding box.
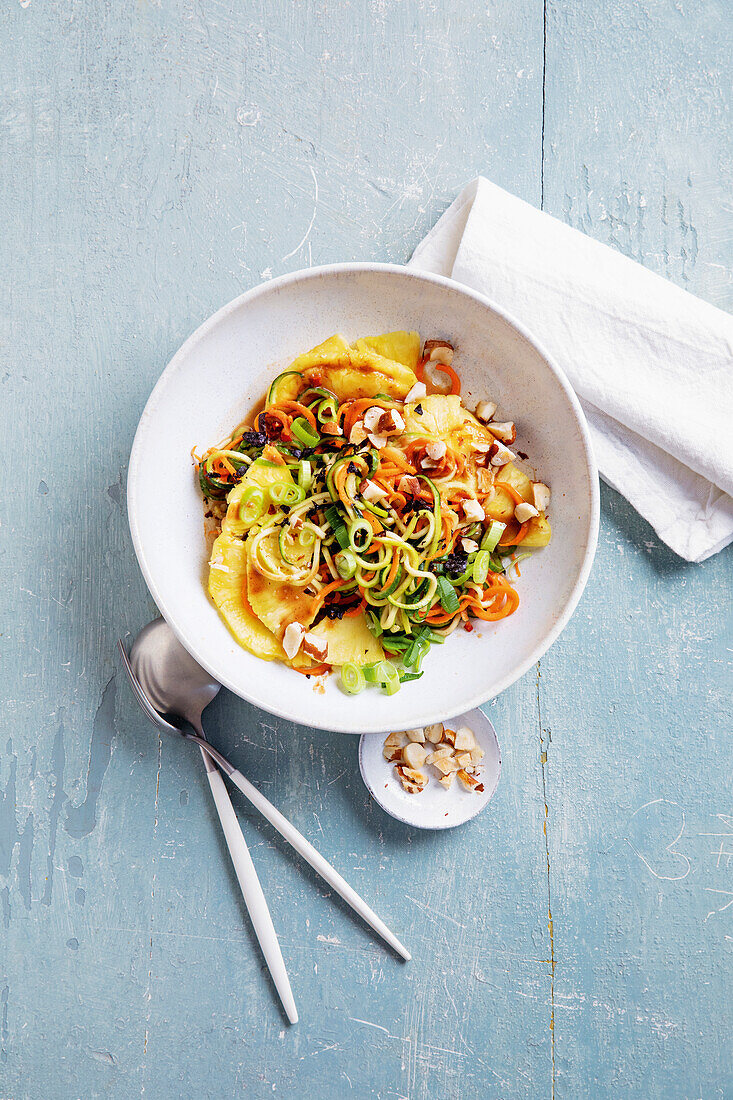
[196,331,552,695]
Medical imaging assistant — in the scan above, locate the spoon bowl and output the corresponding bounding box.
[130,617,221,734]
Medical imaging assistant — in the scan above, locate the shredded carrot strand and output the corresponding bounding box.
[311,577,349,613]
[276,401,317,429]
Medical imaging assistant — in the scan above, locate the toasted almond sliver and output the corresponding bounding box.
[455,752,473,769]
[457,768,481,791]
[470,747,485,765]
[454,726,476,752]
[442,728,457,747]
[424,722,445,743]
[432,756,460,776]
[438,772,455,790]
[395,765,427,793]
[406,728,426,743]
[383,747,403,763]
[384,730,407,748]
[426,746,453,764]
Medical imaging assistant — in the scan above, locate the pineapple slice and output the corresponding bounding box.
[208,530,285,660]
[306,613,383,667]
[274,332,419,403]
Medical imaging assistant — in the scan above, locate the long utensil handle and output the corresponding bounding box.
[225,767,411,962]
[200,749,298,1024]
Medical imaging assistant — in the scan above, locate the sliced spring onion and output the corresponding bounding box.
[378,660,401,695]
[399,672,423,683]
[481,520,506,552]
[436,575,460,614]
[269,481,306,507]
[238,486,266,525]
[339,663,366,695]
[362,663,382,683]
[348,519,373,553]
[291,417,321,448]
[298,460,313,491]
[335,549,357,579]
[472,549,491,586]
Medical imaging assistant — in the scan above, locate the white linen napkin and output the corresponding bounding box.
[409,177,733,562]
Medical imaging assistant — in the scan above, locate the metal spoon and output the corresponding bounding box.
[118,620,410,958]
[121,620,298,1024]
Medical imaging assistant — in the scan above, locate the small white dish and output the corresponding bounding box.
[358,709,501,830]
[127,262,599,734]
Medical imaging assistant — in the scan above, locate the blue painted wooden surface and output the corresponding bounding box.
[1,2,731,1097]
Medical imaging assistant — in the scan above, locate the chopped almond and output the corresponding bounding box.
[302,632,328,662]
[438,773,455,790]
[487,421,516,445]
[489,441,515,466]
[470,747,485,766]
[349,422,368,445]
[462,499,485,523]
[395,765,427,793]
[384,730,407,749]
[455,752,473,769]
[362,479,388,503]
[405,381,427,403]
[431,755,460,776]
[454,726,476,751]
[363,406,384,432]
[403,742,429,770]
[532,482,551,512]
[424,722,445,743]
[426,745,453,764]
[398,474,422,496]
[475,400,498,423]
[442,728,457,747]
[382,746,403,763]
[406,728,426,743]
[367,432,388,449]
[514,502,539,524]
[282,622,305,659]
[457,768,481,791]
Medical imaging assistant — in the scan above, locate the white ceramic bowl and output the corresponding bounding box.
[128,263,598,734]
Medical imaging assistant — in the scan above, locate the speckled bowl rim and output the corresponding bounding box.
[127,262,599,732]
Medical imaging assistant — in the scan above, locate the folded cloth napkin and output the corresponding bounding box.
[409,177,733,562]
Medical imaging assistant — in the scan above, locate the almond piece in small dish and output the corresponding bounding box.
[438,773,455,790]
[406,728,426,743]
[425,745,453,764]
[454,726,476,752]
[403,742,429,770]
[395,765,427,793]
[457,769,483,791]
[442,728,457,747]
[431,755,460,776]
[424,722,445,743]
[384,730,408,749]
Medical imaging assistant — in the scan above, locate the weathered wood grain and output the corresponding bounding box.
[0,1,730,1098]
